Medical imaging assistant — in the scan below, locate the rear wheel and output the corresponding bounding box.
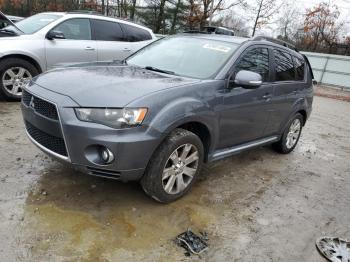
[141,128,204,203]
[273,113,303,154]
[0,58,39,101]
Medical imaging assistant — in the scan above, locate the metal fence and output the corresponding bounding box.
[301,51,350,90]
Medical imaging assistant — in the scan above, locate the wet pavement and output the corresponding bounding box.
[0,96,350,261]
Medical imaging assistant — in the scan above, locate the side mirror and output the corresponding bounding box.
[232,70,262,89]
[46,30,65,40]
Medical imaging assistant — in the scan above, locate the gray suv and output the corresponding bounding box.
[0,12,155,100]
[21,35,314,203]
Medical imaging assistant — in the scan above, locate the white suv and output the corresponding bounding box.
[0,12,156,100]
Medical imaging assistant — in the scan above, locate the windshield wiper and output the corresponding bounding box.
[0,28,18,35]
[144,66,175,75]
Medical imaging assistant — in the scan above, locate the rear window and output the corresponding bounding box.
[121,23,152,42]
[273,49,295,81]
[294,57,305,81]
[92,19,124,41]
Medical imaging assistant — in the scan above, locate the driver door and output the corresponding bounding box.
[218,46,274,148]
[45,18,97,70]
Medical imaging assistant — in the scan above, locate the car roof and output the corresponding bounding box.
[177,34,302,57]
[178,33,249,44]
[36,12,154,34]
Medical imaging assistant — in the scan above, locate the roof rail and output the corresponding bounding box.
[252,36,298,52]
[67,10,102,15]
[183,30,210,34]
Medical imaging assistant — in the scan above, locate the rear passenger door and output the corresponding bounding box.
[91,19,131,61]
[265,49,305,135]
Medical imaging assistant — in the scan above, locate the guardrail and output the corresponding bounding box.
[301,51,350,90]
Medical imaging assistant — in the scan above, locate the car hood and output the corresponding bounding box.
[0,11,22,36]
[31,64,200,107]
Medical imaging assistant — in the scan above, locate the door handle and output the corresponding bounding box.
[123,48,131,52]
[85,46,95,51]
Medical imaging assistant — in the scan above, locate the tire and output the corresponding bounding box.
[141,128,204,203]
[0,58,39,101]
[273,113,303,154]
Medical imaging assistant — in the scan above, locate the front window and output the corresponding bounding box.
[234,48,270,82]
[53,18,91,40]
[4,13,62,34]
[127,37,239,79]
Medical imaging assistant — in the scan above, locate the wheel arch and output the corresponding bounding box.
[157,118,214,163]
[0,54,43,73]
[297,109,307,125]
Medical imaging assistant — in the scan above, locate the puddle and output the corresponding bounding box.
[19,150,276,260]
[22,165,221,259]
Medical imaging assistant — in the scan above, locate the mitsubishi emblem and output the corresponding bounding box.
[29,96,35,109]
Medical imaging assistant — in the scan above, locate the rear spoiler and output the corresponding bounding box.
[302,54,316,84]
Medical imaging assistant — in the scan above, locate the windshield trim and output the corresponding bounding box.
[126,36,239,80]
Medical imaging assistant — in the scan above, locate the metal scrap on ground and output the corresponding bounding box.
[316,237,350,262]
[176,230,209,256]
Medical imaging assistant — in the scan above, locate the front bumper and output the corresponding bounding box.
[21,84,163,181]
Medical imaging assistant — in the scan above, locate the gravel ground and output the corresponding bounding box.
[0,96,349,262]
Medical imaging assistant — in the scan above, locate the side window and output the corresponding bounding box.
[120,24,152,42]
[53,19,91,40]
[273,49,295,81]
[235,47,269,82]
[92,19,125,41]
[294,57,305,81]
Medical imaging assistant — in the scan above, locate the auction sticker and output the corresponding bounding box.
[202,44,231,53]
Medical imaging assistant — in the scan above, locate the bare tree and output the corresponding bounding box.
[250,0,281,37]
[216,9,249,36]
[277,3,302,41]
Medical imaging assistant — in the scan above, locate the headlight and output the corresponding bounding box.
[74,108,148,129]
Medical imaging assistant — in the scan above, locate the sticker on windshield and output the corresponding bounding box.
[40,19,55,22]
[202,44,231,53]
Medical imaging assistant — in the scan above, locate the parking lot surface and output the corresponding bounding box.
[0,96,350,261]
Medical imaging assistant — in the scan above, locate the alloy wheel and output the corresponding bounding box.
[2,67,32,97]
[162,143,199,195]
[286,118,301,149]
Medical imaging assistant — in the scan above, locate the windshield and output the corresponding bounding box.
[4,13,62,34]
[127,37,239,79]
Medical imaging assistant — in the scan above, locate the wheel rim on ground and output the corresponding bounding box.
[2,67,32,97]
[286,118,301,149]
[162,143,199,195]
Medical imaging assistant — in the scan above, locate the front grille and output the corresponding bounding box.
[22,90,58,120]
[25,121,68,157]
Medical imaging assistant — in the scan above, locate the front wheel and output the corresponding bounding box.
[273,113,303,154]
[141,128,204,203]
[0,58,39,101]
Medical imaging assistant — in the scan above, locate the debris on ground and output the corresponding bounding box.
[316,237,350,262]
[175,230,208,256]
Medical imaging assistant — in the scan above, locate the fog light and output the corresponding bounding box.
[100,148,114,164]
[84,145,115,165]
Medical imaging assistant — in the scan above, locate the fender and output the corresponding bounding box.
[0,51,44,72]
[148,96,219,151]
